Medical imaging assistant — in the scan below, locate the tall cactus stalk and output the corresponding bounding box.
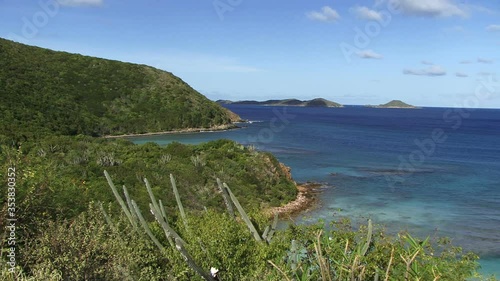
[98,202,122,239]
[144,178,161,216]
[266,212,279,243]
[217,178,235,218]
[158,199,167,221]
[104,172,219,280]
[170,174,188,230]
[122,185,139,228]
[143,177,178,245]
[149,203,186,246]
[360,219,373,256]
[262,226,270,240]
[174,238,216,281]
[130,200,165,252]
[104,170,137,229]
[149,203,214,280]
[224,183,263,242]
[289,240,299,272]
[158,199,175,247]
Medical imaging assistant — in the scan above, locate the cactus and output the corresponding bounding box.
[158,199,175,247]
[122,185,139,228]
[144,178,161,215]
[98,202,121,238]
[158,199,167,221]
[262,212,278,243]
[159,153,172,164]
[149,203,214,280]
[170,174,188,230]
[217,178,235,218]
[266,212,279,243]
[104,170,137,229]
[144,178,176,247]
[289,240,299,271]
[130,200,165,252]
[262,226,270,240]
[224,183,263,242]
[174,238,216,281]
[360,219,372,256]
[104,172,213,281]
[149,203,186,246]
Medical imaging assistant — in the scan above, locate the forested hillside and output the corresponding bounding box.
[0,38,237,139]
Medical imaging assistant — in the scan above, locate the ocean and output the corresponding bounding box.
[127,104,500,277]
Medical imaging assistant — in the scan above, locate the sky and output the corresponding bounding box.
[1,0,499,108]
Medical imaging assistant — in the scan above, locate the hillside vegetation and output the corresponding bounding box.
[0,137,297,224]
[0,38,237,140]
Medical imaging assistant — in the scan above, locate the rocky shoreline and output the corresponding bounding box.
[102,123,240,138]
[266,182,325,218]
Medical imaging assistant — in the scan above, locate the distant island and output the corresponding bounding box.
[218,98,343,108]
[366,100,419,109]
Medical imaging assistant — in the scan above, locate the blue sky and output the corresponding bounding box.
[1,0,499,107]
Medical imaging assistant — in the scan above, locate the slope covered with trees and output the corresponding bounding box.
[0,38,237,139]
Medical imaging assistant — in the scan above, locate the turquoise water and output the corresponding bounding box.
[128,105,500,277]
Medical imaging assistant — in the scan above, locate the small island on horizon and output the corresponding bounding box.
[217,98,343,108]
[366,100,420,109]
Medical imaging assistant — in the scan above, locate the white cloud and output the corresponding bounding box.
[307,6,341,22]
[58,0,103,6]
[421,60,434,65]
[455,72,468,78]
[486,25,500,32]
[396,0,467,18]
[403,65,447,76]
[351,6,383,21]
[478,58,494,64]
[460,60,472,64]
[356,49,383,59]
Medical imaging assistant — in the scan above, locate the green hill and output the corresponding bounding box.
[304,98,342,107]
[377,100,417,108]
[0,38,238,139]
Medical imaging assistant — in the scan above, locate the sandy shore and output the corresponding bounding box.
[266,182,324,218]
[102,124,241,138]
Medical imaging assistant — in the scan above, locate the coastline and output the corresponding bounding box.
[102,122,323,219]
[266,182,324,218]
[102,123,242,139]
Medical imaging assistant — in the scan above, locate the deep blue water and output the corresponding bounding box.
[128,105,500,277]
